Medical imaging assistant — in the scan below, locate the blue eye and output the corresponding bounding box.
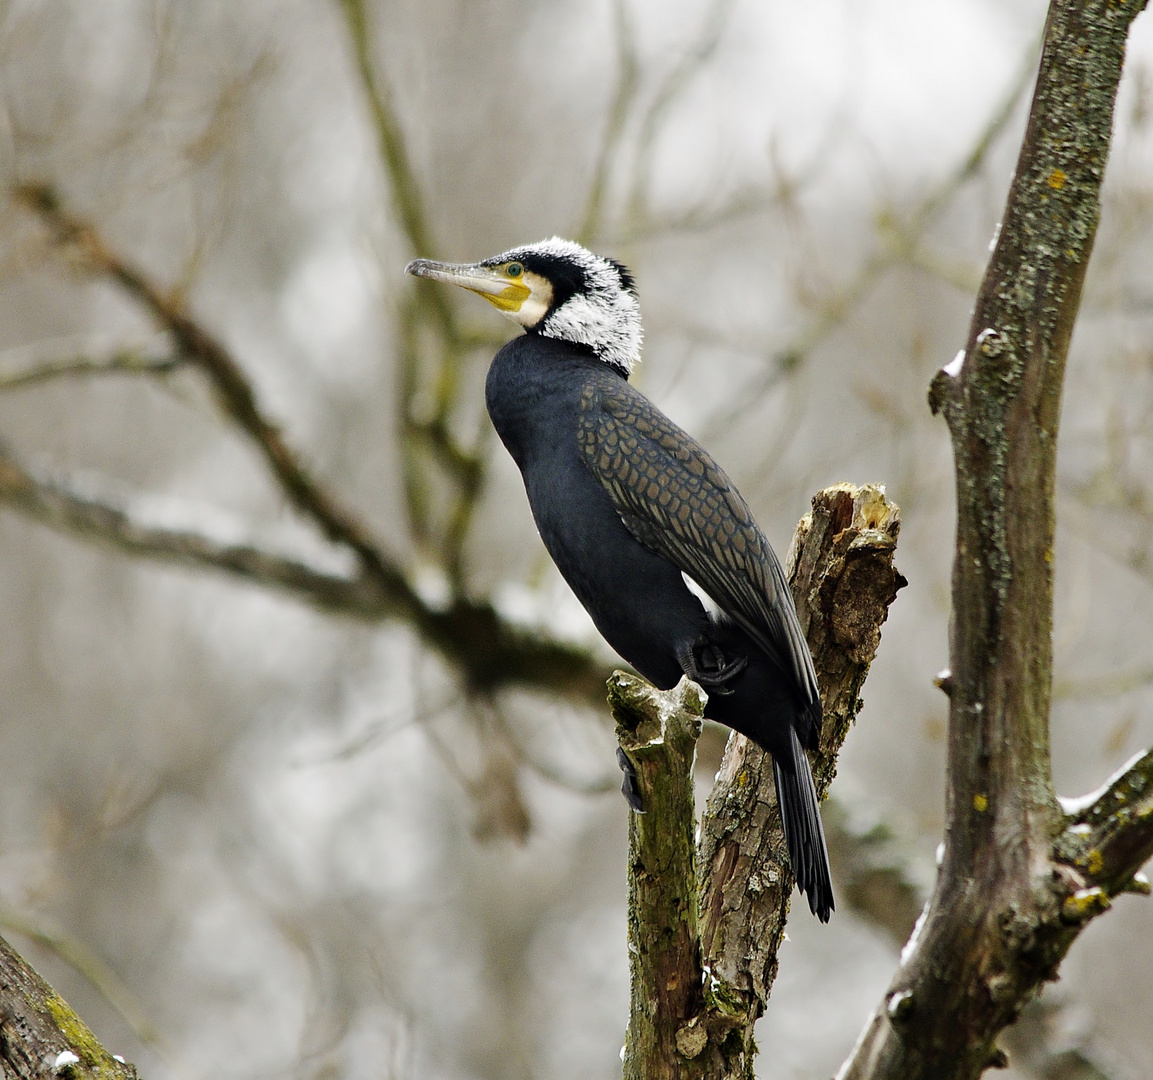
[507,262,523,278]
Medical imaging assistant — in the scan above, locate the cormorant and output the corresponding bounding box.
[405,238,833,921]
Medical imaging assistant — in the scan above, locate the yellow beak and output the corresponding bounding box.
[405,258,530,313]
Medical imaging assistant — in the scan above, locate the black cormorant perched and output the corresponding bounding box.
[405,238,833,921]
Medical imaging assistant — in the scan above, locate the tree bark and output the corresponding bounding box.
[0,932,138,1080]
[611,673,707,1080]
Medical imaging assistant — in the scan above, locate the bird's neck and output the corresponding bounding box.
[485,336,616,466]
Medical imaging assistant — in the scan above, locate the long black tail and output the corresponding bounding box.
[772,725,834,922]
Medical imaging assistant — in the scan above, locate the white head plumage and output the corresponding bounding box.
[494,237,643,374]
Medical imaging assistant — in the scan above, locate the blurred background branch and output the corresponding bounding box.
[5,185,614,707]
[703,39,1041,440]
[14,182,400,583]
[0,336,183,390]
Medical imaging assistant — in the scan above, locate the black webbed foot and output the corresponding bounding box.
[616,747,645,812]
[676,639,747,695]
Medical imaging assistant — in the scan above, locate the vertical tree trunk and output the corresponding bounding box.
[840,1,1151,1077]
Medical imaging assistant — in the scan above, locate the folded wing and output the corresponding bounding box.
[578,373,820,718]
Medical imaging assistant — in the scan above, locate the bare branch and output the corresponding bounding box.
[821,795,1130,1080]
[1059,746,1153,897]
[495,705,620,797]
[824,797,1130,1080]
[576,0,735,244]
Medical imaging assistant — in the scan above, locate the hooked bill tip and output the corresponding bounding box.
[406,257,462,281]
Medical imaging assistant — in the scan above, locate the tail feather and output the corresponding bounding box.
[772,726,834,922]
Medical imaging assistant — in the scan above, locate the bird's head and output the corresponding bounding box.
[405,237,642,375]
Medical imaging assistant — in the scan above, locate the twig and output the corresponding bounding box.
[334,0,493,582]
[0,337,182,391]
[577,0,641,247]
[335,0,445,276]
[704,38,1040,437]
[904,35,1043,233]
[493,704,620,797]
[622,0,735,233]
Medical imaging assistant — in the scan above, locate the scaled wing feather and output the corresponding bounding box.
[578,373,819,708]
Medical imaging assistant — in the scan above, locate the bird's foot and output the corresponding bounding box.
[616,747,644,812]
[676,639,747,695]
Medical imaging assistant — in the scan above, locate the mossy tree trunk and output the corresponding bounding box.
[0,932,139,1080]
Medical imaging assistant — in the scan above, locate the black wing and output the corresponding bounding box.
[578,372,819,708]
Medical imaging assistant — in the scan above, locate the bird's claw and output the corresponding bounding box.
[676,640,747,695]
[616,747,644,812]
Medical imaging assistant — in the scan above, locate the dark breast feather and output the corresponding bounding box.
[577,372,819,707]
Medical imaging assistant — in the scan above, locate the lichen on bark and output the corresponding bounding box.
[0,933,138,1080]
